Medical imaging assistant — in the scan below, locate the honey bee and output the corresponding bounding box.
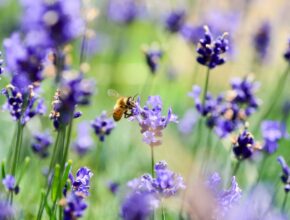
[108,89,137,121]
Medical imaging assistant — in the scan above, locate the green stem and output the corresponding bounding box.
[11,121,24,176]
[48,131,61,176]
[282,192,288,213]
[232,161,241,177]
[161,205,166,220]
[61,118,73,170]
[256,154,268,184]
[151,147,155,178]
[201,67,211,108]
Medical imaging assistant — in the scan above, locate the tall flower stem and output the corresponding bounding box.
[255,154,268,184]
[61,118,73,170]
[232,161,241,177]
[161,205,166,220]
[201,67,211,107]
[282,192,288,213]
[10,121,24,176]
[151,147,155,177]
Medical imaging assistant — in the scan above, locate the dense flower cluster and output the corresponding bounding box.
[252,21,271,62]
[63,191,87,220]
[69,167,93,196]
[261,121,285,154]
[233,129,259,160]
[277,156,290,192]
[31,131,52,158]
[107,0,139,24]
[2,84,46,124]
[49,72,94,129]
[165,10,186,33]
[73,122,93,155]
[21,0,84,48]
[143,44,163,74]
[91,111,115,142]
[196,26,229,69]
[207,172,241,217]
[132,96,178,147]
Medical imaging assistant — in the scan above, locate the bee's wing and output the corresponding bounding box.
[107,89,120,98]
[106,110,114,117]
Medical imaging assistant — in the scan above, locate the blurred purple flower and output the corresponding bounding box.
[69,167,93,196]
[107,181,120,195]
[261,121,285,154]
[120,191,158,220]
[252,21,271,62]
[233,129,257,160]
[143,44,163,74]
[63,191,87,220]
[178,108,198,135]
[180,24,204,45]
[107,0,139,24]
[73,122,93,155]
[165,10,186,33]
[284,39,290,62]
[49,72,94,129]
[277,156,290,192]
[132,96,178,147]
[196,26,229,69]
[0,200,15,219]
[91,111,115,142]
[31,131,52,158]
[2,175,19,194]
[21,0,84,48]
[207,172,241,217]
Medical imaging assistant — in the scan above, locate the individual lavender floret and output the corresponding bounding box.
[69,167,93,196]
[142,44,163,74]
[132,96,178,147]
[178,108,198,135]
[252,21,271,62]
[232,129,259,160]
[49,72,94,129]
[31,131,52,158]
[229,75,260,116]
[128,161,185,198]
[165,10,186,33]
[21,0,84,48]
[196,26,229,69]
[284,39,290,62]
[4,33,47,91]
[2,84,46,125]
[73,122,93,155]
[277,156,290,192]
[63,191,87,220]
[261,121,285,154]
[120,191,158,220]
[2,175,19,194]
[107,0,139,25]
[207,172,241,217]
[180,24,204,45]
[91,111,115,142]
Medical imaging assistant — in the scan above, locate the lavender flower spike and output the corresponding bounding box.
[277,156,290,192]
[73,121,93,155]
[69,167,93,196]
[2,174,19,194]
[261,121,284,154]
[31,131,53,158]
[63,191,87,220]
[91,111,115,142]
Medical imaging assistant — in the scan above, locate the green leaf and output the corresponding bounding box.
[1,160,6,180]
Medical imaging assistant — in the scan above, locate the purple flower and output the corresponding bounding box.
[2,84,46,125]
[178,108,198,135]
[165,10,186,33]
[63,191,87,220]
[31,131,52,158]
[277,156,290,192]
[252,21,271,62]
[73,122,93,155]
[143,44,163,74]
[132,96,178,147]
[107,0,139,24]
[196,26,229,69]
[2,175,19,194]
[284,39,290,62]
[49,72,94,129]
[207,172,241,217]
[0,51,4,75]
[107,181,120,195]
[21,0,84,48]
[180,24,204,45]
[120,191,158,220]
[128,161,185,198]
[0,200,15,219]
[69,167,93,196]
[91,111,115,142]
[261,121,284,154]
[233,129,258,160]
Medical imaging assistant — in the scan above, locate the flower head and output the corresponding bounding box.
[63,191,87,220]
[73,122,93,155]
[196,26,229,69]
[107,0,139,24]
[132,96,178,147]
[233,129,258,160]
[31,131,53,158]
[2,175,19,194]
[284,39,290,63]
[69,167,93,196]
[91,111,115,142]
[252,21,271,62]
[165,10,186,33]
[143,44,163,74]
[277,156,290,192]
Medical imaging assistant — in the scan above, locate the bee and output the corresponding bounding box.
[108,89,137,121]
